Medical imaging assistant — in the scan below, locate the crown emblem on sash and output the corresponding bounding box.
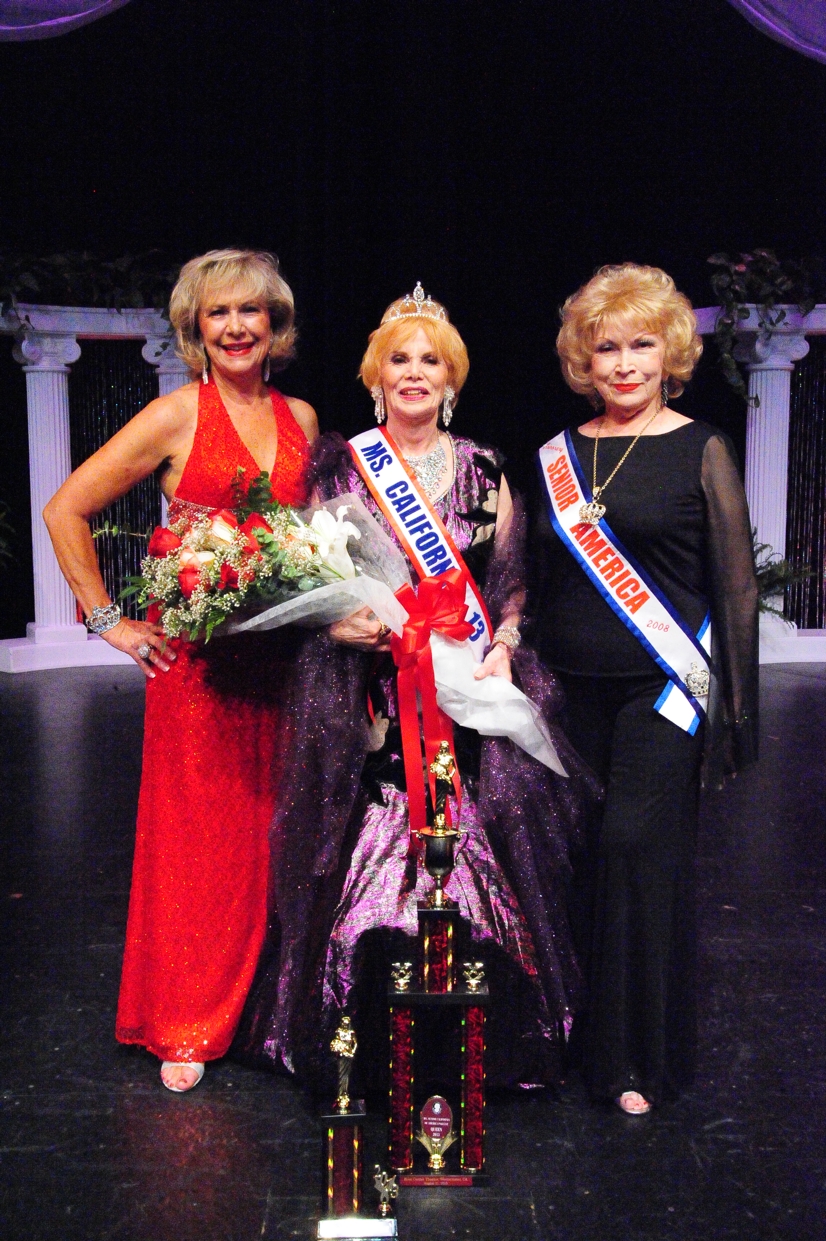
[383,282,448,323]
[685,662,710,698]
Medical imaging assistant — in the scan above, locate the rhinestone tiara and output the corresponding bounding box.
[382,282,448,323]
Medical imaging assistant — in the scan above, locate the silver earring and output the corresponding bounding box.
[371,385,386,424]
[202,353,209,385]
[263,355,271,383]
[442,385,456,427]
[661,381,669,406]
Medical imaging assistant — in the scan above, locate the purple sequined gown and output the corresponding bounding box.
[235,433,600,1089]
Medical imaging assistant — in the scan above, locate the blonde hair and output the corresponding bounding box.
[556,263,702,405]
[169,248,296,375]
[359,297,469,396]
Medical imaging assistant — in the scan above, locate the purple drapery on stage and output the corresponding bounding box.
[726,1,826,64]
[0,0,132,41]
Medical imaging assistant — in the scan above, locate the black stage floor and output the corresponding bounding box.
[1,664,824,1241]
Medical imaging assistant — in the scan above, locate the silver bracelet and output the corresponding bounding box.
[491,625,521,653]
[86,603,122,634]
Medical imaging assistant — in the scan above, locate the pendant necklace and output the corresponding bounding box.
[404,436,447,498]
[580,407,662,526]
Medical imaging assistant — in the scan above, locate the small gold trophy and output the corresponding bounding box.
[390,961,414,993]
[415,1096,458,1171]
[373,1166,399,1217]
[330,1016,357,1114]
[462,961,486,993]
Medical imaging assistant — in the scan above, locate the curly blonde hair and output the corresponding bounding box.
[359,295,469,397]
[169,248,296,376]
[556,264,702,405]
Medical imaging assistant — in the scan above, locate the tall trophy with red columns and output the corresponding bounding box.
[387,742,489,1186]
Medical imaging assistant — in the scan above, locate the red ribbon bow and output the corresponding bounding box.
[391,568,473,850]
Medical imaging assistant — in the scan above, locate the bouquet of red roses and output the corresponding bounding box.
[127,471,408,642]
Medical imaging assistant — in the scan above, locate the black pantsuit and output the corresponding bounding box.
[530,420,759,1104]
[558,670,703,1101]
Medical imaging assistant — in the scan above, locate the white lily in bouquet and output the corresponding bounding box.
[289,506,362,584]
[123,467,409,643]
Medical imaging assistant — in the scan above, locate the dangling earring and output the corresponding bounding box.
[263,355,271,383]
[202,352,210,385]
[442,385,456,427]
[661,380,670,407]
[371,385,386,424]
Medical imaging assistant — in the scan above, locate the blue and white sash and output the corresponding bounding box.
[538,430,711,735]
[349,428,493,662]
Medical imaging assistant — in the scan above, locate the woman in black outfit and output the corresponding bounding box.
[529,264,759,1113]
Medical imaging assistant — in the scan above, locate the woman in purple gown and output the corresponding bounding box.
[238,287,598,1090]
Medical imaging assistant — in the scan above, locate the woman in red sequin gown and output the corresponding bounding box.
[44,250,316,1092]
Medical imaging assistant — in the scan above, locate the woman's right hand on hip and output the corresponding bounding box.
[103,618,176,678]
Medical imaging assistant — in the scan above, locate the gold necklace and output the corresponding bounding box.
[579,407,662,526]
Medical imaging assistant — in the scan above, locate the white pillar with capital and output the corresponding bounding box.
[14,329,87,644]
[734,327,810,559]
[143,337,191,525]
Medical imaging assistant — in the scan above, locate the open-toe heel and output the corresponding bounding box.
[615,1091,651,1115]
[160,1061,205,1093]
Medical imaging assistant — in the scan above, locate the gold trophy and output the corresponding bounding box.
[420,742,460,909]
[373,1167,398,1218]
[415,1096,458,1171]
[330,1016,357,1114]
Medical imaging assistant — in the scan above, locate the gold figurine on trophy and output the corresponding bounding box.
[373,1166,399,1217]
[330,1016,358,1113]
[421,741,460,908]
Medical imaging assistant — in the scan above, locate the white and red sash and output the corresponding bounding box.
[538,430,711,735]
[349,428,493,658]
[349,427,495,847]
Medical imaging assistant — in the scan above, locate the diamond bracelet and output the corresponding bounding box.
[491,625,521,653]
[86,603,122,634]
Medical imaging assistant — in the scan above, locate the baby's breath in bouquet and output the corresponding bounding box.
[127,469,363,641]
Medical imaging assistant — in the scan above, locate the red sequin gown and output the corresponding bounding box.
[115,380,310,1063]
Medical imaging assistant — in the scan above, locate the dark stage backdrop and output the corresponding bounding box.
[2,0,825,635]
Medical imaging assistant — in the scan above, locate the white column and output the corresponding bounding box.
[143,336,191,524]
[142,335,191,397]
[734,328,810,558]
[13,330,87,644]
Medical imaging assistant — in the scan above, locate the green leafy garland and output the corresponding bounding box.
[0,250,180,317]
[707,249,817,403]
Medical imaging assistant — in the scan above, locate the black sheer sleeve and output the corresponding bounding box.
[483,480,527,629]
[701,433,760,787]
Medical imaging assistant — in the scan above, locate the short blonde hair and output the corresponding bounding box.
[169,248,296,375]
[359,296,469,396]
[557,263,702,405]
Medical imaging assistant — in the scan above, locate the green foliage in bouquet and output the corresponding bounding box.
[122,470,361,642]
